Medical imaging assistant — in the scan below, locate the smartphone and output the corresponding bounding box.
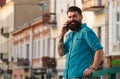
[66,22,70,29]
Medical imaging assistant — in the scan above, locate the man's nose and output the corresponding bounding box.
[70,17,74,22]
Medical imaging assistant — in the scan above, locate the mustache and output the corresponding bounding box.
[70,20,79,23]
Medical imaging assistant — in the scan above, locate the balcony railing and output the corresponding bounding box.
[1,27,9,38]
[82,0,105,11]
[42,56,56,69]
[89,66,120,79]
[17,58,29,66]
[0,53,8,62]
[42,13,57,28]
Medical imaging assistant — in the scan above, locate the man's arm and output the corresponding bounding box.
[91,49,103,70]
[58,21,69,56]
[84,49,103,77]
[57,35,65,56]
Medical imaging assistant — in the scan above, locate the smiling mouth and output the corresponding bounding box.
[71,22,76,25]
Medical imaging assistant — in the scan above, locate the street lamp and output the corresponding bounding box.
[39,1,47,16]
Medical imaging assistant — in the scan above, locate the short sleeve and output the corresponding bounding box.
[83,28,103,52]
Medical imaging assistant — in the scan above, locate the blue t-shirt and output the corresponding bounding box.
[63,23,103,78]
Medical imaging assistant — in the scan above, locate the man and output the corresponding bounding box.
[58,6,103,79]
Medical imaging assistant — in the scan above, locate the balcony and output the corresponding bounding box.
[42,13,57,28]
[17,58,29,66]
[1,27,9,38]
[17,58,30,72]
[42,56,56,69]
[0,53,8,62]
[82,0,105,11]
[33,68,46,75]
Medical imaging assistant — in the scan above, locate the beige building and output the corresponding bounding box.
[0,0,14,79]
[11,0,57,79]
[0,0,53,79]
[12,18,52,79]
[108,0,120,55]
[0,0,119,79]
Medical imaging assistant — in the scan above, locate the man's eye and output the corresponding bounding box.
[73,15,77,17]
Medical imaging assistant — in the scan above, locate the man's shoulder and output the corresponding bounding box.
[81,23,93,33]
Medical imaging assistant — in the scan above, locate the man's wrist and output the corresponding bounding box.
[59,34,64,42]
[89,67,96,71]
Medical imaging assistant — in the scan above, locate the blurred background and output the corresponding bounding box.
[0,0,120,79]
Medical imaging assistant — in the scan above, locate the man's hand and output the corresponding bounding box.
[83,68,95,77]
[60,21,69,36]
[57,21,69,56]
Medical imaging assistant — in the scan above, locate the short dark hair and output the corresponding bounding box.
[67,6,82,15]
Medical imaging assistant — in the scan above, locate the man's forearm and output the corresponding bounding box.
[91,49,103,70]
[58,35,65,56]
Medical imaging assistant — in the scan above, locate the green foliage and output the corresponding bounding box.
[111,60,120,66]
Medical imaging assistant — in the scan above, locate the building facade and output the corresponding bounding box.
[11,0,57,79]
[12,18,51,79]
[0,0,55,79]
[0,0,120,79]
[0,0,14,79]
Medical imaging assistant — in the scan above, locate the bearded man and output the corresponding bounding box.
[58,6,103,79]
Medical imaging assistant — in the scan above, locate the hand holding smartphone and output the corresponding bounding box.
[66,21,70,30]
[60,21,70,36]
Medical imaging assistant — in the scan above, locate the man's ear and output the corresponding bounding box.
[81,15,83,19]
[79,15,83,22]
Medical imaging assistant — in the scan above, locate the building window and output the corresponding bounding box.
[116,12,120,41]
[0,0,6,7]
[40,35,43,58]
[36,40,39,58]
[116,24,120,41]
[26,44,29,59]
[45,37,48,56]
[15,46,17,60]
[43,38,45,56]
[112,8,120,53]
[20,44,22,58]
[38,40,40,57]
[33,41,36,58]
[47,38,50,56]
[17,45,19,58]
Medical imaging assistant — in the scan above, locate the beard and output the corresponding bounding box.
[68,20,81,31]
